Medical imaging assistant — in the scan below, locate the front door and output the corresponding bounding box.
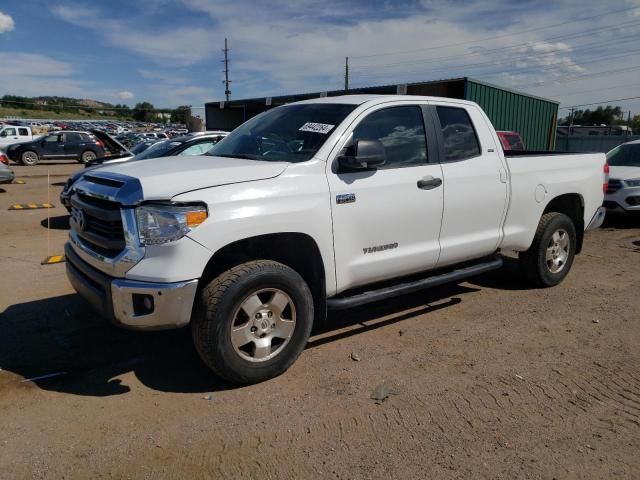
[327,104,444,293]
[41,133,66,158]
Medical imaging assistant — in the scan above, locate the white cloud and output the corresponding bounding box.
[0,11,14,33]
[0,52,91,99]
[44,0,640,113]
[116,90,134,100]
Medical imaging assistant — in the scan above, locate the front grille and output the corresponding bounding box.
[70,192,125,257]
[608,179,622,193]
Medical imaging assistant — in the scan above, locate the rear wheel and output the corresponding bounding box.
[21,150,39,166]
[519,212,576,287]
[79,150,97,164]
[192,260,314,384]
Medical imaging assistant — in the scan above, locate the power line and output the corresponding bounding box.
[350,47,640,86]
[351,19,640,73]
[522,64,640,89]
[350,5,640,60]
[553,83,640,98]
[559,96,640,110]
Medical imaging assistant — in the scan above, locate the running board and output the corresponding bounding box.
[326,256,503,310]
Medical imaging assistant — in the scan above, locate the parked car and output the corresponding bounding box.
[496,131,525,151]
[0,162,15,184]
[0,125,41,150]
[5,130,107,166]
[603,140,640,213]
[60,133,227,210]
[63,95,607,385]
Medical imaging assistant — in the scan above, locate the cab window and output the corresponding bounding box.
[436,106,481,161]
[353,106,428,169]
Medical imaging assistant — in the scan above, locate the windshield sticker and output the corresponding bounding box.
[299,122,334,134]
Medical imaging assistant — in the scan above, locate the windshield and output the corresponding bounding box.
[130,142,155,155]
[206,103,356,162]
[132,140,183,160]
[607,144,640,167]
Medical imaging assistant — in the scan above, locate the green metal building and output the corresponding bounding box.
[205,77,559,150]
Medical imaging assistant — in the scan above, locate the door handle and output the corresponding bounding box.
[417,176,442,190]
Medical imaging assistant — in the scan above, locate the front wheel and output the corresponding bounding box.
[192,260,314,384]
[519,212,576,287]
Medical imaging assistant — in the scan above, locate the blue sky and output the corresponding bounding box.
[1,0,639,116]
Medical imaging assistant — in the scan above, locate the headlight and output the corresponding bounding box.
[625,178,640,187]
[136,203,208,245]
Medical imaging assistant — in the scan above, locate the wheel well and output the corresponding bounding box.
[543,194,585,254]
[201,233,327,327]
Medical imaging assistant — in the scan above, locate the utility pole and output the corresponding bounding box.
[222,38,231,102]
[344,56,349,92]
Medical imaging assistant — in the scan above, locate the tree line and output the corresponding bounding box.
[0,95,191,123]
[560,105,640,130]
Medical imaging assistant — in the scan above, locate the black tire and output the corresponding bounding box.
[20,150,39,166]
[519,212,576,287]
[79,150,97,164]
[192,260,314,384]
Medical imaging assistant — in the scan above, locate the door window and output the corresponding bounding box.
[435,106,481,161]
[4,128,16,136]
[353,106,427,169]
[44,134,61,143]
[66,133,83,143]
[18,128,29,136]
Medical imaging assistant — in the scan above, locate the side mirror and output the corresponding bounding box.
[338,139,386,170]
[0,131,6,138]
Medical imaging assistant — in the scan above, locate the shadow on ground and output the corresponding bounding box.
[602,212,640,230]
[0,266,525,397]
[40,215,70,230]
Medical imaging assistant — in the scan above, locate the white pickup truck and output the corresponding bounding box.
[64,95,607,384]
[0,125,40,150]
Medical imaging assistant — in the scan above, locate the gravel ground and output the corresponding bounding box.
[1,163,639,479]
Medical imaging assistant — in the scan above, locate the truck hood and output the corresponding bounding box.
[95,155,289,199]
[609,165,640,181]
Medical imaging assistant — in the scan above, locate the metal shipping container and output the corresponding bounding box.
[205,77,559,151]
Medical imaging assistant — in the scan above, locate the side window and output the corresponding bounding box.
[353,106,427,168]
[18,128,29,136]
[4,128,16,136]
[66,133,82,143]
[44,134,60,143]
[436,106,481,161]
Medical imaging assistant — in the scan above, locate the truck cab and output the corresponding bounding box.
[0,125,37,150]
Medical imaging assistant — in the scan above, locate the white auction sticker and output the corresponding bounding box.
[299,122,334,134]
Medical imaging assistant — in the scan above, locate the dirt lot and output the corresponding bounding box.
[1,162,639,479]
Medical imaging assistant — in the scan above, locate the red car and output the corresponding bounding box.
[497,130,525,151]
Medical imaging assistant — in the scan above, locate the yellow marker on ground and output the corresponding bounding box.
[41,255,65,265]
[8,203,55,210]
[13,180,25,184]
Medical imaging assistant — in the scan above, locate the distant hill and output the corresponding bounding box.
[0,95,131,118]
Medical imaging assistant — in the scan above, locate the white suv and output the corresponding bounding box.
[604,140,640,212]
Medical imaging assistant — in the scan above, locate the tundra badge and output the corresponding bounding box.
[336,193,356,204]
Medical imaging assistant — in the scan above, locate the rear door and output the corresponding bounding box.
[17,128,31,141]
[430,103,509,266]
[327,102,444,292]
[63,133,86,158]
